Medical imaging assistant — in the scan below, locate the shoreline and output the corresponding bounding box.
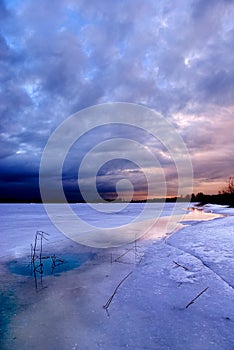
[0,202,224,262]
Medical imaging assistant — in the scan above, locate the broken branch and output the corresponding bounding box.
[173,261,189,271]
[103,271,133,311]
[185,287,209,309]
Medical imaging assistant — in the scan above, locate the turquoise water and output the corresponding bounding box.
[7,252,96,277]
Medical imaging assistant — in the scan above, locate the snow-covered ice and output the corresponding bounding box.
[0,203,234,350]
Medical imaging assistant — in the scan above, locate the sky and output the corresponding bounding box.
[0,0,234,202]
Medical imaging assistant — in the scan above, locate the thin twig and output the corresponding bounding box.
[103,271,133,311]
[173,261,189,271]
[114,249,132,262]
[30,243,33,274]
[37,230,50,240]
[40,234,43,269]
[185,287,209,309]
[33,267,38,290]
[31,231,49,290]
[32,233,37,264]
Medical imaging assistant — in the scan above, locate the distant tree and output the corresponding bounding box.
[223,177,234,195]
[196,192,204,202]
[191,193,196,202]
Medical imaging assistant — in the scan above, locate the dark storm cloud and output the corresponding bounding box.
[0,154,40,201]
[0,0,234,199]
[0,0,8,18]
[198,70,234,105]
[2,0,234,114]
[0,137,17,158]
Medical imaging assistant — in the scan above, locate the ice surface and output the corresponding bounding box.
[0,202,188,258]
[1,203,234,350]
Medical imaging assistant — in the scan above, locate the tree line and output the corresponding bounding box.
[191,177,234,207]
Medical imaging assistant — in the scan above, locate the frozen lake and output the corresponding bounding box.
[0,202,191,259]
[1,203,234,350]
